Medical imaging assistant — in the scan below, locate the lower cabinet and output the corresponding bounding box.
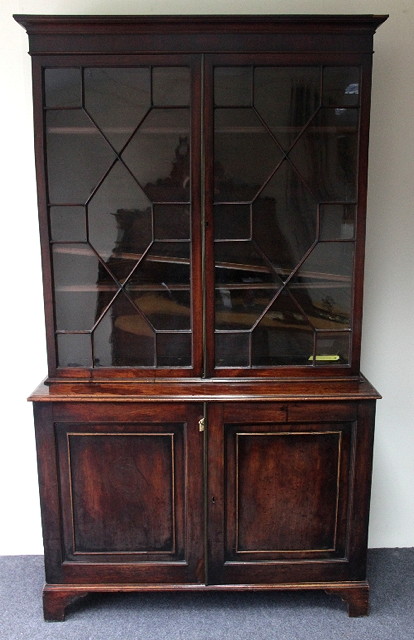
[33,397,375,620]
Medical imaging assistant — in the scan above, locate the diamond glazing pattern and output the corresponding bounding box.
[213,65,359,367]
[46,66,192,367]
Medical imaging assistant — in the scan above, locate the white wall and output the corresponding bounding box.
[0,0,412,554]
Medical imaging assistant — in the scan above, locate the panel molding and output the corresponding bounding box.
[225,430,349,564]
[66,432,176,556]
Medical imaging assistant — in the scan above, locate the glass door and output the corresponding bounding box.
[44,57,202,376]
[205,58,361,375]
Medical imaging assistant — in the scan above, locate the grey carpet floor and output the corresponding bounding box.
[0,549,413,639]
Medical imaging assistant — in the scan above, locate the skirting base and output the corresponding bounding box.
[43,581,369,621]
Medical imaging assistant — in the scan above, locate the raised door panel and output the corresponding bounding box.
[207,402,357,585]
[234,430,345,555]
[53,402,204,584]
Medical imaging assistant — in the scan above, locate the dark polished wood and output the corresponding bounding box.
[14,14,388,57]
[29,376,380,402]
[35,402,205,586]
[43,581,370,621]
[33,389,376,619]
[326,585,370,617]
[207,399,375,585]
[15,14,386,620]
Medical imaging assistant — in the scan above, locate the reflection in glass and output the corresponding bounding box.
[323,67,360,107]
[291,285,352,330]
[214,67,252,106]
[215,241,278,286]
[254,66,320,150]
[251,290,314,366]
[215,332,250,367]
[214,108,283,202]
[154,205,190,240]
[157,333,191,367]
[127,242,190,287]
[93,292,154,367]
[315,332,350,365]
[50,206,86,242]
[252,160,317,278]
[45,68,81,108]
[47,67,194,370]
[214,204,251,240]
[46,110,115,204]
[53,244,117,331]
[319,204,355,240]
[88,160,152,279]
[215,286,278,330]
[84,67,151,151]
[288,108,359,201]
[55,290,106,332]
[133,291,191,330]
[292,241,355,279]
[152,67,190,106]
[57,334,92,368]
[123,109,190,202]
[287,242,354,329]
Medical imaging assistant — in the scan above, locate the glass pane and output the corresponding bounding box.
[53,244,118,331]
[88,160,152,280]
[319,204,355,240]
[152,67,190,106]
[251,290,314,366]
[314,332,351,365]
[288,108,359,201]
[215,333,250,367]
[122,108,190,202]
[214,204,251,240]
[293,241,355,279]
[254,67,320,150]
[46,110,115,204]
[214,239,280,341]
[55,290,106,332]
[126,242,190,287]
[94,292,155,367]
[84,67,151,151]
[323,67,360,107]
[214,67,252,106]
[215,241,279,287]
[50,206,86,242]
[291,285,352,330]
[252,160,317,279]
[57,334,92,368]
[214,108,283,202]
[157,333,191,367]
[154,205,190,240]
[288,242,354,329]
[133,291,191,330]
[45,68,81,108]
[215,286,277,330]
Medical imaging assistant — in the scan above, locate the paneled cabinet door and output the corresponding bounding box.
[46,402,205,585]
[207,402,363,585]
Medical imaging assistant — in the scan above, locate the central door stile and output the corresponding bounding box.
[201,401,209,586]
[189,54,204,377]
[205,402,226,584]
[202,56,215,378]
[200,54,208,380]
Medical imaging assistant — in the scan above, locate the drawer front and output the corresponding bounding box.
[288,402,357,422]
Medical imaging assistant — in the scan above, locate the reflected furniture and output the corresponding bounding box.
[15,14,387,620]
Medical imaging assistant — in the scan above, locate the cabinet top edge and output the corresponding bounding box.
[28,376,381,403]
[14,14,389,33]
